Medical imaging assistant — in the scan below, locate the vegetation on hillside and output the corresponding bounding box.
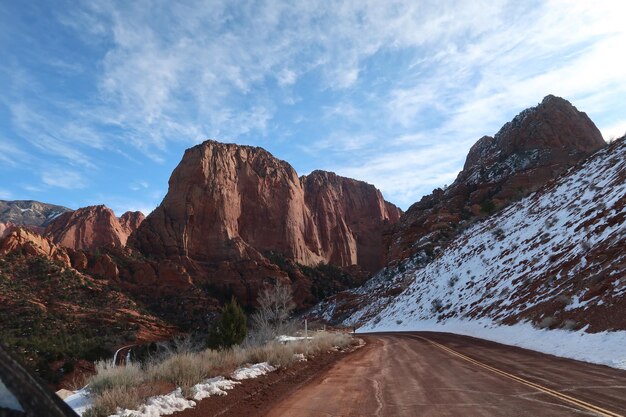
[0,252,166,386]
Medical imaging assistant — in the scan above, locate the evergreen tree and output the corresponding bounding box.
[208,297,247,349]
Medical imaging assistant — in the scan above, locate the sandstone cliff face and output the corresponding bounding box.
[120,211,146,237]
[0,226,71,265]
[385,95,606,263]
[302,170,402,271]
[0,222,10,239]
[133,140,401,272]
[45,205,144,250]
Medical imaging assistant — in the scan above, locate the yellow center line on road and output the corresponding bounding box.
[409,335,623,417]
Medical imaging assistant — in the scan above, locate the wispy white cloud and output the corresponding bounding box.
[41,169,88,190]
[602,121,626,141]
[130,180,149,191]
[2,1,626,210]
[277,68,297,86]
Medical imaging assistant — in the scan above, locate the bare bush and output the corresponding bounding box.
[84,331,354,417]
[84,387,142,417]
[562,319,578,331]
[251,281,296,342]
[309,332,352,351]
[555,294,572,306]
[88,360,144,395]
[447,275,459,288]
[147,352,207,390]
[537,316,558,329]
[431,298,444,313]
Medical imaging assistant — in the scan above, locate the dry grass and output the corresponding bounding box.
[147,352,207,390]
[309,331,352,351]
[84,332,354,417]
[83,386,142,417]
[88,360,144,395]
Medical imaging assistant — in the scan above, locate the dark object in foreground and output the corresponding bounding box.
[0,344,78,417]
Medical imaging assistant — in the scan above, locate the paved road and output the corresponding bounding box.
[264,332,626,417]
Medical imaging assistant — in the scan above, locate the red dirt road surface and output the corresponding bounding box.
[264,332,626,417]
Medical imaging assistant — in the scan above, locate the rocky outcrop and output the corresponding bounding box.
[302,170,402,271]
[132,140,401,272]
[0,200,71,228]
[0,222,11,239]
[120,211,145,236]
[386,95,606,263]
[44,205,144,250]
[0,226,70,265]
[316,136,626,333]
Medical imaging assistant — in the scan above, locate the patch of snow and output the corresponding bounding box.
[360,318,626,370]
[276,335,311,343]
[294,353,307,362]
[340,139,626,336]
[69,361,278,417]
[231,362,276,380]
[192,377,239,400]
[64,388,91,416]
[110,388,194,417]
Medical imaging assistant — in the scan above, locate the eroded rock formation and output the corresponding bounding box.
[385,95,606,263]
[132,140,401,272]
[45,205,144,250]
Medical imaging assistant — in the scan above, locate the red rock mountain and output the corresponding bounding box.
[0,226,71,265]
[44,205,145,250]
[315,135,626,333]
[132,140,401,272]
[386,95,606,263]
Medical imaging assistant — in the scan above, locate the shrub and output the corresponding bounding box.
[447,276,459,288]
[537,316,558,329]
[555,294,572,306]
[562,319,578,331]
[148,352,207,390]
[250,281,295,343]
[208,297,247,349]
[84,387,142,417]
[431,298,444,313]
[88,360,144,395]
[83,331,354,416]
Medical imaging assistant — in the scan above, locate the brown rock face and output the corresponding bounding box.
[132,140,401,272]
[302,170,402,271]
[120,211,145,236]
[0,226,71,265]
[386,95,606,262]
[44,205,144,250]
[0,222,11,239]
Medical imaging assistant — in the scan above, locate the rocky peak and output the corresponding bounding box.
[120,211,145,235]
[462,95,604,180]
[386,95,606,263]
[44,205,143,250]
[132,139,401,274]
[0,200,71,229]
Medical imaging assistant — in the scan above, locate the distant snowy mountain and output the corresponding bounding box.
[314,136,626,334]
[0,200,71,228]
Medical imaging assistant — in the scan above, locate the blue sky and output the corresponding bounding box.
[1,1,625,214]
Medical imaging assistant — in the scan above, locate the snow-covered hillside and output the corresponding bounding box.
[318,137,626,337]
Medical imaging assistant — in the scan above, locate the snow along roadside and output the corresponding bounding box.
[65,362,276,417]
[360,318,626,370]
